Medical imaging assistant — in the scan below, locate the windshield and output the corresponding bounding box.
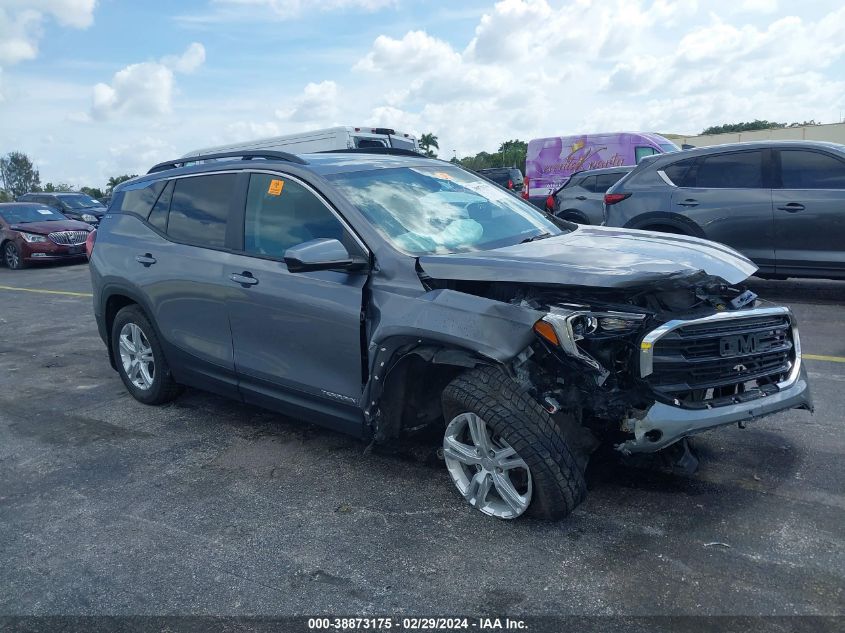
[57,194,103,209]
[0,205,66,224]
[327,165,562,255]
[389,136,417,151]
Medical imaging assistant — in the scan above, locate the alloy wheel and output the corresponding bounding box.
[5,243,20,269]
[443,412,533,519]
[118,322,155,390]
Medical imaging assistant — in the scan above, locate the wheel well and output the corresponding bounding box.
[375,352,478,440]
[103,294,138,365]
[638,223,688,235]
[560,210,589,224]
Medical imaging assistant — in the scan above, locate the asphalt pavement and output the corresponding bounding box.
[0,263,842,620]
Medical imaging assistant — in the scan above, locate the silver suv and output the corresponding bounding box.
[89,148,812,521]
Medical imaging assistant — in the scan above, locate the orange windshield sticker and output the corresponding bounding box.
[432,171,453,180]
[267,179,285,195]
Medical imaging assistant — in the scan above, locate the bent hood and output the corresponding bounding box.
[418,225,757,289]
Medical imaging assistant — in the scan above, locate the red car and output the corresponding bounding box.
[0,202,93,269]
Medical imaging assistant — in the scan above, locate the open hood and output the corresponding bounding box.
[418,225,757,289]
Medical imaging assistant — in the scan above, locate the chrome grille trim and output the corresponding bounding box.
[639,306,801,391]
[48,230,88,246]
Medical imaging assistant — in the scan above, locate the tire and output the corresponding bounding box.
[111,305,182,405]
[561,211,589,225]
[3,242,26,269]
[441,366,587,520]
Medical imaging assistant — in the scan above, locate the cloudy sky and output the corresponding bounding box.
[1,0,844,188]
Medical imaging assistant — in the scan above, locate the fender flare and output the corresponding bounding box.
[624,211,706,238]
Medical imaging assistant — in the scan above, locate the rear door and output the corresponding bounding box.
[135,172,241,397]
[669,149,775,268]
[772,148,845,276]
[223,170,369,432]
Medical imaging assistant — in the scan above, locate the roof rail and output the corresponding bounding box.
[319,148,430,158]
[146,150,308,174]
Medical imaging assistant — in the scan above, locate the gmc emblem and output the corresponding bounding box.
[719,332,771,357]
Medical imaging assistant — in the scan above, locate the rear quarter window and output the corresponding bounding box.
[663,158,698,187]
[115,180,166,220]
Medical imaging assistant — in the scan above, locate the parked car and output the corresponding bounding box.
[475,167,524,192]
[548,166,634,224]
[603,140,845,280]
[17,192,107,226]
[183,126,419,158]
[523,132,678,208]
[90,148,811,521]
[0,203,93,269]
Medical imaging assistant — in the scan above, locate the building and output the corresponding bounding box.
[664,121,845,149]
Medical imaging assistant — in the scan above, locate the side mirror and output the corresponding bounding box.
[284,238,355,273]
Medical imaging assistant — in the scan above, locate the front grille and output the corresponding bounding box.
[647,313,794,406]
[48,230,88,246]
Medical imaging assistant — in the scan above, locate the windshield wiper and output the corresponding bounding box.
[520,232,552,244]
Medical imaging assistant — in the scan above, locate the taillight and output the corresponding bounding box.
[507,179,513,189]
[604,192,631,205]
[545,195,555,211]
[521,177,529,200]
[85,229,97,259]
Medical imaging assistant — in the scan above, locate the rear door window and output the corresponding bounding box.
[663,158,697,187]
[779,150,845,189]
[243,173,346,259]
[695,151,763,188]
[595,173,623,192]
[579,176,597,193]
[167,174,237,248]
[147,180,174,232]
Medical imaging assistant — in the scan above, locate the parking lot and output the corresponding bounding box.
[0,262,843,618]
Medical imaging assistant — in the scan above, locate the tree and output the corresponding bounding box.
[419,132,439,157]
[0,151,41,198]
[701,120,786,135]
[81,186,105,199]
[107,174,137,193]
[498,139,528,169]
[43,182,75,192]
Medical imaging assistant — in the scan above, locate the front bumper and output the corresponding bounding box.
[616,363,812,454]
[21,240,87,262]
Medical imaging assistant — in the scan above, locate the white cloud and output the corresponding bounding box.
[90,43,206,120]
[275,80,339,124]
[178,0,395,23]
[161,42,206,74]
[0,1,95,65]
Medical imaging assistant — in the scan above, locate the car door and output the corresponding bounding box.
[669,149,775,269]
[224,170,369,432]
[773,148,845,276]
[129,173,241,397]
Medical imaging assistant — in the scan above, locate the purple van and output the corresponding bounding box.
[524,132,679,204]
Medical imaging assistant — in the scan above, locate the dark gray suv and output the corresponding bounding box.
[549,166,633,224]
[90,149,811,520]
[603,141,845,280]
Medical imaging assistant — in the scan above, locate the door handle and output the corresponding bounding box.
[677,199,698,207]
[575,195,587,200]
[135,253,156,266]
[230,272,258,287]
[777,203,805,212]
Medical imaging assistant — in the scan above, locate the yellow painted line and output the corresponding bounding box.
[0,284,92,298]
[804,354,845,364]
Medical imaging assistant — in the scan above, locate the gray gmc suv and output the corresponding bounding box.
[603,140,845,280]
[90,148,812,520]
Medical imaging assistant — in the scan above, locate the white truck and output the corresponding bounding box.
[183,126,419,158]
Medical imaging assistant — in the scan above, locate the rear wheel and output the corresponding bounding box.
[111,305,182,405]
[441,366,587,520]
[3,242,25,269]
[640,224,687,235]
[561,211,589,224]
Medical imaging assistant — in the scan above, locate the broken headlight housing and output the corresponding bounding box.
[534,307,647,373]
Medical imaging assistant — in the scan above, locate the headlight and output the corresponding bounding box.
[19,232,48,243]
[533,307,647,373]
[81,213,98,223]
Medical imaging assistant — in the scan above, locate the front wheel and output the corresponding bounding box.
[441,366,587,520]
[4,242,25,269]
